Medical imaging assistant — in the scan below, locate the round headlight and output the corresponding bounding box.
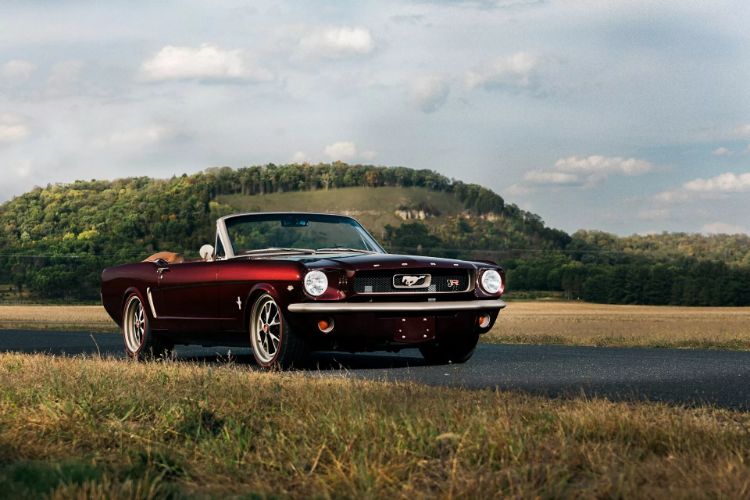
[304,270,328,297]
[480,269,502,294]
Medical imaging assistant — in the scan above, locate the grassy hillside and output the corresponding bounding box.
[0,164,561,260]
[219,186,466,238]
[0,165,568,301]
[219,185,571,263]
[0,163,749,305]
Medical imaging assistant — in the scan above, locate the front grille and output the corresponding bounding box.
[353,270,471,294]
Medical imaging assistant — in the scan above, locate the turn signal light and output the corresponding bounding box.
[317,318,334,333]
[478,314,491,329]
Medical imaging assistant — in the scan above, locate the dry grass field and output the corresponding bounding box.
[0,353,748,498]
[488,301,750,350]
[2,301,750,350]
[0,305,115,332]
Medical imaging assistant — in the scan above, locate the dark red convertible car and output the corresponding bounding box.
[101,212,506,368]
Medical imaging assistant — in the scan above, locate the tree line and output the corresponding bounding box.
[0,163,748,305]
[385,222,750,307]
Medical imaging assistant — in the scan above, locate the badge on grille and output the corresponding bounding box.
[393,274,431,288]
[447,279,461,287]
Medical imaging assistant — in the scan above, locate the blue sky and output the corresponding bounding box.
[1,0,748,235]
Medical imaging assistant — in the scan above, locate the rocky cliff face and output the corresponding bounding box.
[395,209,430,220]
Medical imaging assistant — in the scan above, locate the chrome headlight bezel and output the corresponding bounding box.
[480,269,502,294]
[303,270,328,297]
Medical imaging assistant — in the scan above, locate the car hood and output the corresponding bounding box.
[264,252,497,271]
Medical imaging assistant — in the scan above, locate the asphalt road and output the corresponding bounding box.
[1,329,748,409]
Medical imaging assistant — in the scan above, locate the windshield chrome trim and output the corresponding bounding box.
[216,218,235,258]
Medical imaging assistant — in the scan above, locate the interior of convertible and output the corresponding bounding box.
[141,214,383,266]
[142,251,185,264]
[143,242,216,265]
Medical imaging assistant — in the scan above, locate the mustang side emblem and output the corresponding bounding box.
[393,274,431,288]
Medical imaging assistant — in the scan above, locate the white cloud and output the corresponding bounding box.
[734,124,750,137]
[0,114,30,143]
[323,141,375,161]
[466,52,542,91]
[360,149,377,161]
[504,183,532,197]
[13,160,33,178]
[1,59,36,80]
[299,27,374,58]
[291,151,310,163]
[139,44,272,82]
[46,60,85,96]
[324,141,358,160]
[712,146,731,156]
[653,190,685,203]
[102,125,175,147]
[655,172,750,203]
[702,222,747,235]
[683,172,750,193]
[523,170,579,185]
[637,208,670,221]
[410,77,450,113]
[554,155,653,176]
[523,155,654,189]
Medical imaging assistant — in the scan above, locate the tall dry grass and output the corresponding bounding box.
[488,301,750,349]
[2,301,750,350]
[0,305,114,332]
[0,353,748,498]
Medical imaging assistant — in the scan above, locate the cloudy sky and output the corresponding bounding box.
[1,0,749,235]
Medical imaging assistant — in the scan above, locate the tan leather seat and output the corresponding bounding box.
[143,251,185,264]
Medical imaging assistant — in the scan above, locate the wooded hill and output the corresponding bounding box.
[1,163,748,305]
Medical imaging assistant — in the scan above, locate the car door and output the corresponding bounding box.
[153,260,220,332]
[215,258,258,333]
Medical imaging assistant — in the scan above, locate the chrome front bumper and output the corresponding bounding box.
[287,299,506,313]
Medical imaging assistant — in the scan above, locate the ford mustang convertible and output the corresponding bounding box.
[101,212,506,368]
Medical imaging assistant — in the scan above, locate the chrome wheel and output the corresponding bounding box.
[124,296,146,353]
[251,295,282,364]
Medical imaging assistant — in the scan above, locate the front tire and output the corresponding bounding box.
[122,294,173,361]
[419,332,479,365]
[250,293,307,369]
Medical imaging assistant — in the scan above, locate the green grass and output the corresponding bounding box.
[0,354,749,498]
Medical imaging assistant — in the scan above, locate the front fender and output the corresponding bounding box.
[243,283,288,329]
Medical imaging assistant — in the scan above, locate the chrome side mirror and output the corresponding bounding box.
[199,244,215,262]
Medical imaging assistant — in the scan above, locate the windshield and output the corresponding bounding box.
[223,213,386,256]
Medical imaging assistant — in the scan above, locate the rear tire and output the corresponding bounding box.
[419,332,479,365]
[122,294,173,361]
[250,293,307,369]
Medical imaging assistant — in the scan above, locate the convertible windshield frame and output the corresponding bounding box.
[216,212,387,259]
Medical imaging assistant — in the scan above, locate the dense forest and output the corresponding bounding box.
[1,163,748,305]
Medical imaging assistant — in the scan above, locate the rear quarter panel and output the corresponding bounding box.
[101,262,157,327]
